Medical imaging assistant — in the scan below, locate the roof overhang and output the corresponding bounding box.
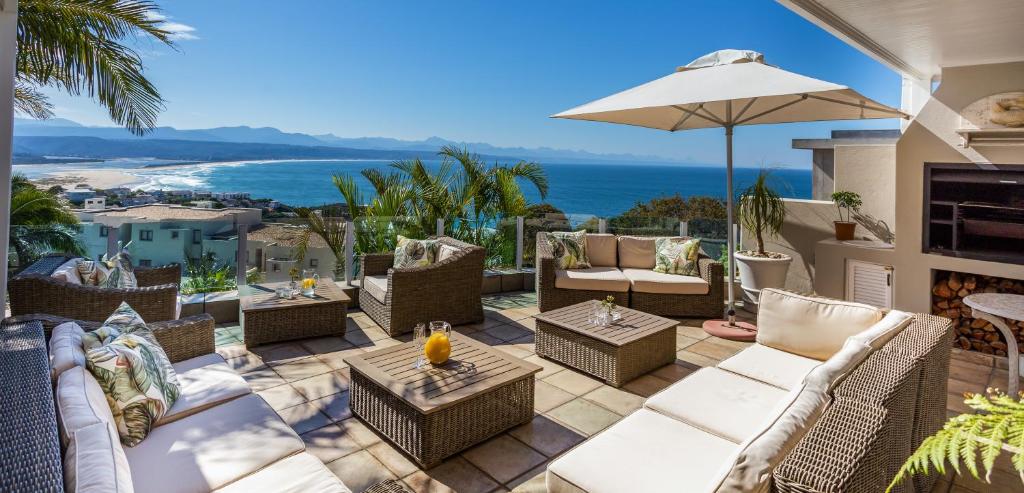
[777,0,1024,81]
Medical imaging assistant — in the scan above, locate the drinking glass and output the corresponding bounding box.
[413,323,426,369]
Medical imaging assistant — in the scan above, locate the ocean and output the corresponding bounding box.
[15,159,812,218]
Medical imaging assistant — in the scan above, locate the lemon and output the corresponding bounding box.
[424,333,451,364]
[302,278,316,289]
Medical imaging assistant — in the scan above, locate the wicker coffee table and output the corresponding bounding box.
[345,336,541,467]
[240,281,349,347]
[535,300,678,387]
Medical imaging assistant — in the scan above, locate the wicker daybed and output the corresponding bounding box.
[358,236,485,336]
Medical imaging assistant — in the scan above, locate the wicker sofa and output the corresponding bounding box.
[546,289,953,493]
[359,236,485,336]
[536,233,725,317]
[8,254,182,323]
[0,313,354,493]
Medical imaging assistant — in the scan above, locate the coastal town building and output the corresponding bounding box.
[246,223,337,282]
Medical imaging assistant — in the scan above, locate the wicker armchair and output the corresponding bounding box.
[535,233,725,317]
[8,254,182,323]
[359,236,485,336]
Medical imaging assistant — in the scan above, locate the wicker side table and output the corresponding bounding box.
[240,281,349,347]
[535,300,677,387]
[346,336,541,468]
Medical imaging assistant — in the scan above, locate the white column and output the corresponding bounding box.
[435,218,444,237]
[679,221,688,237]
[0,0,19,310]
[598,218,606,234]
[900,74,931,131]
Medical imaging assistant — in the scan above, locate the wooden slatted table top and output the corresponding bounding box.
[241,281,350,312]
[534,300,679,346]
[345,335,541,414]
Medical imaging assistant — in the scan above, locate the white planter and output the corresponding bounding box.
[734,251,792,311]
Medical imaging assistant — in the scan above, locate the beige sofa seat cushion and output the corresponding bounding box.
[620,268,710,295]
[65,421,134,493]
[214,452,351,493]
[585,234,618,267]
[124,394,305,493]
[554,267,630,292]
[362,274,388,303]
[644,368,790,444]
[755,288,883,361]
[56,366,118,447]
[616,236,658,269]
[717,344,821,391]
[158,353,252,425]
[548,409,738,493]
[50,321,87,382]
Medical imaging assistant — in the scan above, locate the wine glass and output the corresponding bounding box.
[413,323,426,369]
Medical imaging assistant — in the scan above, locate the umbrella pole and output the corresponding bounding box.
[725,122,736,325]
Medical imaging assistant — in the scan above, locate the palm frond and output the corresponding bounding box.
[14,79,54,118]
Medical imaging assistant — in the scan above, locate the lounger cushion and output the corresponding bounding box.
[548,409,738,493]
[124,394,304,493]
[644,368,790,443]
[49,321,87,382]
[620,268,710,295]
[616,236,658,269]
[554,267,630,292]
[362,274,389,303]
[65,421,134,493]
[717,344,821,391]
[585,234,618,267]
[214,452,351,493]
[56,366,119,447]
[158,353,251,425]
[850,310,914,350]
[755,289,882,360]
[52,257,83,284]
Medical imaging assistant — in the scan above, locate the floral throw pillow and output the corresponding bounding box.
[545,230,592,270]
[653,237,702,276]
[84,303,180,447]
[75,259,110,286]
[393,235,439,269]
[102,250,138,289]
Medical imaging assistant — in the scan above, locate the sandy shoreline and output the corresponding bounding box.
[32,169,145,190]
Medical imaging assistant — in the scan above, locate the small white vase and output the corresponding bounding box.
[734,251,792,311]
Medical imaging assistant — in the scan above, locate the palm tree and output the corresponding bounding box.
[9,174,84,268]
[16,0,174,134]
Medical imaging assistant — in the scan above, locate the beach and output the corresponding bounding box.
[30,168,145,190]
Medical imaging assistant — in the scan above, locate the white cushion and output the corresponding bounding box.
[158,354,251,425]
[554,267,630,292]
[124,394,304,493]
[49,321,87,383]
[436,244,460,263]
[717,344,821,391]
[65,421,134,493]
[52,258,83,284]
[616,236,658,269]
[362,274,388,303]
[547,409,739,493]
[644,368,790,444]
[214,453,351,493]
[585,234,618,267]
[620,268,710,295]
[806,339,874,391]
[850,310,914,351]
[56,366,117,447]
[755,289,882,361]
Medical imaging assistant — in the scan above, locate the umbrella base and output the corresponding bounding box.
[702,319,757,342]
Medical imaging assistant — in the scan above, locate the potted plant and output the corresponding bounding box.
[734,170,792,310]
[831,190,862,241]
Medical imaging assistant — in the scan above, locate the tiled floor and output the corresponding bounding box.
[212,291,1019,493]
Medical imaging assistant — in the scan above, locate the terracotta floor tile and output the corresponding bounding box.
[276,402,333,435]
[687,339,743,360]
[534,380,576,413]
[241,366,288,391]
[676,349,720,368]
[509,414,585,457]
[368,441,420,478]
[326,450,396,493]
[506,462,549,493]
[403,457,498,493]
[256,384,307,410]
[676,324,711,340]
[462,434,547,484]
[484,323,533,342]
[300,423,363,463]
[336,417,383,447]
[252,342,313,366]
[272,357,334,382]
[676,333,703,349]
[299,336,353,355]
[547,398,621,436]
[621,374,672,398]
[650,362,695,382]
[524,355,566,379]
[309,390,353,422]
[582,385,645,416]
[316,346,366,370]
[223,352,266,374]
[291,371,350,401]
[543,369,603,396]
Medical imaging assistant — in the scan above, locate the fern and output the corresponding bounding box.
[888,391,1024,492]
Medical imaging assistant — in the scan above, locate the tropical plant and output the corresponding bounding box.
[888,391,1024,491]
[737,170,786,256]
[831,190,863,223]
[9,173,84,268]
[293,209,347,281]
[180,251,235,295]
[16,0,174,134]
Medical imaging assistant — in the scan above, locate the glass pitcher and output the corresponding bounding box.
[424,321,452,364]
[300,269,319,297]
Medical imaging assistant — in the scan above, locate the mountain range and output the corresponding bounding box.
[13,118,679,165]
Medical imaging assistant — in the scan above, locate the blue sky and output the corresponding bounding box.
[40,0,902,168]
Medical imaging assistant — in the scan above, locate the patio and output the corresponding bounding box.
[205,289,1020,493]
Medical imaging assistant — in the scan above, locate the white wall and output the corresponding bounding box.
[0,0,17,306]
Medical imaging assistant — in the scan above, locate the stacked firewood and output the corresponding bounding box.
[932,271,1024,356]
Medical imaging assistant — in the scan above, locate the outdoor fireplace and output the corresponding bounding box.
[924,163,1024,264]
[932,269,1024,356]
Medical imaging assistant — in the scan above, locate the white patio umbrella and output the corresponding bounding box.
[552,49,905,339]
